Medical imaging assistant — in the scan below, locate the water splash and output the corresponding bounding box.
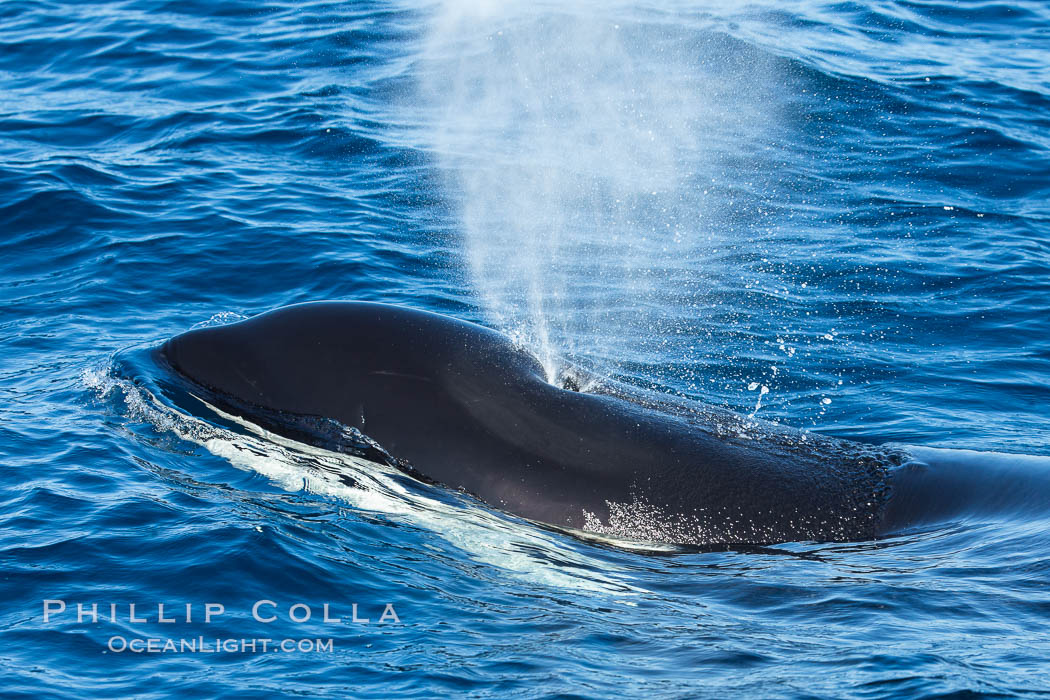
[84,361,646,595]
[416,1,779,380]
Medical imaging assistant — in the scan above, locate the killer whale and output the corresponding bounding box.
[157,301,1050,546]
[157,301,909,545]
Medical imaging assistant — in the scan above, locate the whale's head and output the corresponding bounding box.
[159,320,279,410]
[157,301,550,431]
[159,303,435,421]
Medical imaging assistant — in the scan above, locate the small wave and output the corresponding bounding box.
[85,352,645,596]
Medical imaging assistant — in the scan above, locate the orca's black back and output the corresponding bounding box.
[161,301,891,544]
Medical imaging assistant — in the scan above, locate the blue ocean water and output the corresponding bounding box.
[2,0,1050,696]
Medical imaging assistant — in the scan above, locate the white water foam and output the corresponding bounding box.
[84,366,647,595]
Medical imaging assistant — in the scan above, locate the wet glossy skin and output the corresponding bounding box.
[160,301,889,545]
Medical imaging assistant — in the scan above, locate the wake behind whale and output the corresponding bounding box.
[155,301,1050,547]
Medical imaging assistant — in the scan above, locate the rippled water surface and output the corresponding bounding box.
[3,0,1049,697]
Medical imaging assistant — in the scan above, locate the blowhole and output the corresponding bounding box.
[561,374,581,392]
